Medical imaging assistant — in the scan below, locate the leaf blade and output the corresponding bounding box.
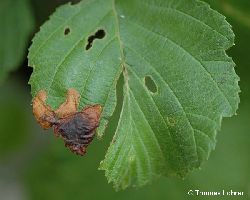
[100,0,240,189]
[28,0,240,190]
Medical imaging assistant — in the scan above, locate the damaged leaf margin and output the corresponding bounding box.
[32,88,102,155]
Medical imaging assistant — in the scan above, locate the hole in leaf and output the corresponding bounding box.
[85,29,106,50]
[145,76,157,93]
[64,28,71,35]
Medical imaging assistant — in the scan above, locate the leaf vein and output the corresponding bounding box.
[125,46,199,162]
[125,19,233,113]
[141,1,229,42]
[46,9,112,97]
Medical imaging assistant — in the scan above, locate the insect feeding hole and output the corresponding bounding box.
[145,75,158,94]
[64,27,71,35]
[85,29,106,50]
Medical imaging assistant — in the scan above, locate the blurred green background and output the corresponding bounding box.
[0,0,249,199]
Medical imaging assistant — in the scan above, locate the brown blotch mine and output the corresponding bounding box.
[32,89,102,156]
[32,90,56,129]
[55,89,80,118]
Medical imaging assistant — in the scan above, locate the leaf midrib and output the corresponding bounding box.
[112,2,232,158]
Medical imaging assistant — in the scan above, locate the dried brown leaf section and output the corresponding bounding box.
[32,89,102,155]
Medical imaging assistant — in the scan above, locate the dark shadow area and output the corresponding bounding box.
[85,29,106,50]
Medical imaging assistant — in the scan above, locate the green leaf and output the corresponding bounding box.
[0,0,34,82]
[28,0,240,189]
